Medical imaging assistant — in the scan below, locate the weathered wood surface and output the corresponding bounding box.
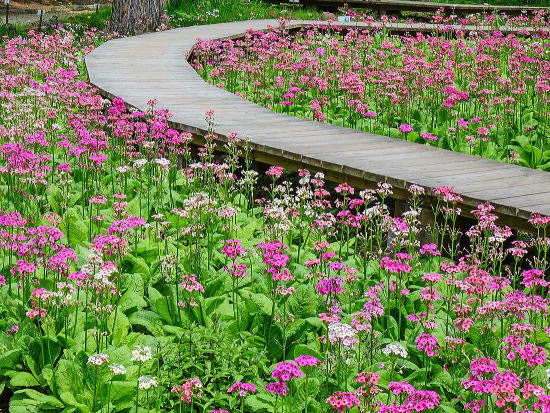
[268,0,547,16]
[85,20,550,230]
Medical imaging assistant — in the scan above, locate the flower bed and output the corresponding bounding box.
[192,18,550,169]
[0,25,549,413]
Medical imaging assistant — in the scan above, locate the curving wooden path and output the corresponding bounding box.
[269,0,547,16]
[85,20,550,230]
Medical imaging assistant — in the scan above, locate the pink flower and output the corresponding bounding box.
[476,126,490,136]
[419,243,440,256]
[265,381,287,396]
[335,183,354,195]
[294,355,320,367]
[326,391,361,412]
[420,132,439,141]
[171,378,203,403]
[415,333,439,357]
[316,277,344,295]
[179,274,204,293]
[221,239,245,259]
[398,124,414,133]
[227,382,257,397]
[226,262,248,278]
[266,166,284,178]
[272,361,303,382]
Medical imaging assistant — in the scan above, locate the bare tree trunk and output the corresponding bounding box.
[110,0,163,35]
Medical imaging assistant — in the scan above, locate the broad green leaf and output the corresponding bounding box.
[118,273,147,312]
[10,389,64,411]
[9,372,40,387]
[292,343,322,360]
[0,349,22,370]
[128,311,164,336]
[110,311,130,347]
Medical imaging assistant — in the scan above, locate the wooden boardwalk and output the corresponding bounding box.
[85,20,550,230]
[270,0,546,16]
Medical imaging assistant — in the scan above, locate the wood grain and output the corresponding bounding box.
[85,20,550,231]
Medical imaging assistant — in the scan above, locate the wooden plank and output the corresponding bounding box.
[462,174,550,195]
[84,19,550,232]
[275,0,546,15]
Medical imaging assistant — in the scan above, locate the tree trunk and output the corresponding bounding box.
[110,0,163,35]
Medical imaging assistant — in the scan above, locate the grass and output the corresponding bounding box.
[0,6,111,41]
[66,6,112,30]
[166,0,322,26]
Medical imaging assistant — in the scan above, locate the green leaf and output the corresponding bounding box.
[292,343,322,360]
[64,208,88,244]
[148,287,173,324]
[124,254,150,278]
[9,372,40,387]
[55,359,84,397]
[439,402,460,413]
[288,285,319,319]
[45,187,61,215]
[58,392,90,412]
[0,349,22,370]
[10,389,65,411]
[387,315,399,341]
[128,311,164,336]
[118,273,147,312]
[296,377,320,403]
[246,394,274,412]
[241,291,274,316]
[110,311,130,347]
[204,296,227,315]
[432,367,454,392]
[108,380,136,404]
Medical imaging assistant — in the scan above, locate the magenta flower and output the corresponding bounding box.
[221,239,245,259]
[398,124,414,133]
[271,361,303,382]
[415,334,439,357]
[294,355,320,367]
[227,382,257,397]
[315,277,344,296]
[326,391,361,412]
[265,382,287,396]
[226,262,248,278]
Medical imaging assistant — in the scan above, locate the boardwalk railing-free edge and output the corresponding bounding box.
[85,19,550,233]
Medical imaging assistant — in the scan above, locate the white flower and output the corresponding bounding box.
[382,343,408,358]
[109,364,127,375]
[138,375,158,390]
[328,322,358,348]
[133,159,148,169]
[154,158,170,169]
[87,353,109,366]
[131,345,153,363]
[116,166,131,174]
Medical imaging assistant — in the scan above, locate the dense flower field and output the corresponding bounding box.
[193,16,550,169]
[0,23,550,413]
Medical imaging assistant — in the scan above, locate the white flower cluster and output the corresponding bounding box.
[109,364,127,375]
[328,322,358,348]
[133,159,148,169]
[154,158,170,171]
[237,170,259,186]
[116,166,131,174]
[138,375,158,390]
[87,353,109,366]
[382,343,408,358]
[131,345,153,363]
